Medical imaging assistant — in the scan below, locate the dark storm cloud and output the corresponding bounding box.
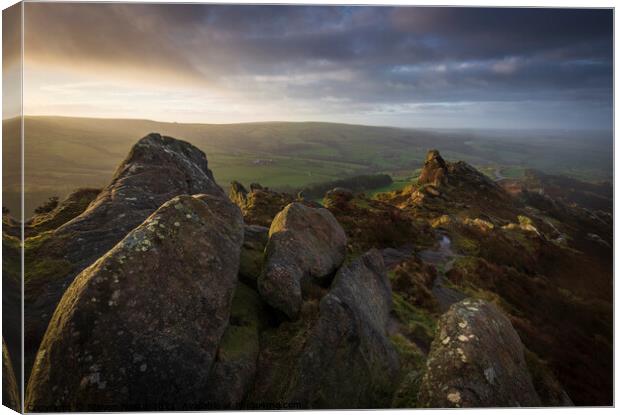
[23,3,613,128]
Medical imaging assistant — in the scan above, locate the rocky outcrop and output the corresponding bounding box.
[24,133,224,380]
[418,150,448,187]
[417,299,541,407]
[3,338,20,412]
[258,202,347,319]
[239,225,269,285]
[229,181,295,227]
[251,250,400,408]
[25,194,243,411]
[322,187,354,208]
[25,188,101,236]
[204,283,266,408]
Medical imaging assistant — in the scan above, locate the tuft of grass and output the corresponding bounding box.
[392,293,437,345]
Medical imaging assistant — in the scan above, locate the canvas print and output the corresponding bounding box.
[1,2,614,412]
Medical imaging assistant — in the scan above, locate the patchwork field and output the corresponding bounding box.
[1,116,612,217]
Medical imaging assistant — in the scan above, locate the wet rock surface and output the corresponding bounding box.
[258,202,347,319]
[251,249,400,408]
[417,299,540,408]
[25,194,243,411]
[24,133,224,380]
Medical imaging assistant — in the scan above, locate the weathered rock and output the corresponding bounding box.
[24,133,224,380]
[229,181,296,227]
[25,188,101,237]
[251,249,400,408]
[258,202,347,319]
[239,225,269,285]
[418,150,448,187]
[3,338,20,412]
[204,283,266,408]
[323,187,354,208]
[417,299,541,407]
[25,194,244,411]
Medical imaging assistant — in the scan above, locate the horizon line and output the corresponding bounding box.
[1,114,612,134]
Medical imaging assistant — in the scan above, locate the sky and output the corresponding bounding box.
[17,3,614,130]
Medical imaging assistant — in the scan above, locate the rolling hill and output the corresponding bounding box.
[1,116,612,217]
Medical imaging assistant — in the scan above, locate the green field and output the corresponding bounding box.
[1,116,612,217]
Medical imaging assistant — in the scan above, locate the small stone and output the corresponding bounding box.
[447,391,461,403]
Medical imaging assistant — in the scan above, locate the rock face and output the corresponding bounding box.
[239,225,269,285]
[3,338,20,411]
[417,299,541,408]
[258,202,347,319]
[25,194,244,411]
[24,133,224,379]
[229,181,295,227]
[252,249,400,408]
[418,150,448,186]
[56,134,224,265]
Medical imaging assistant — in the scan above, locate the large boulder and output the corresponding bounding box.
[238,225,269,285]
[24,133,224,379]
[251,249,400,408]
[25,194,244,411]
[3,338,20,411]
[258,202,347,319]
[417,299,541,407]
[229,181,295,227]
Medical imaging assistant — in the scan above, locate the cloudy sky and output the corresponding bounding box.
[21,3,613,129]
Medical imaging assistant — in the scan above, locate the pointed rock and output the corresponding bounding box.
[418,150,448,186]
[229,182,295,227]
[24,133,224,379]
[25,194,243,411]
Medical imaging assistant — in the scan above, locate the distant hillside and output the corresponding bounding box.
[1,116,612,217]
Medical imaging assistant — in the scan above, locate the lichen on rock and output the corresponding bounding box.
[25,194,243,411]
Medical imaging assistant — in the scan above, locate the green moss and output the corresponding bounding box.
[390,333,426,408]
[24,231,55,251]
[2,234,22,284]
[23,231,74,299]
[452,234,480,256]
[217,283,265,362]
[452,256,479,274]
[24,258,73,299]
[392,293,437,344]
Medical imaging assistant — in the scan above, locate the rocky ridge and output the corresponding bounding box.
[13,140,610,409]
